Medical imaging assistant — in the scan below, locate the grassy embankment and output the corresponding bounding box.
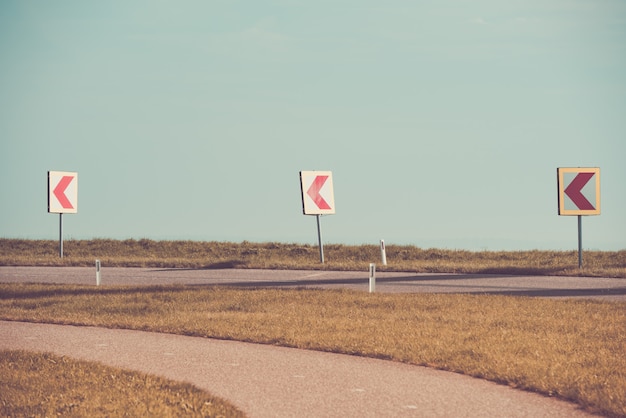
[1,239,625,417]
[1,238,625,277]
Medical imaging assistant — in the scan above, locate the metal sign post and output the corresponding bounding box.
[316,215,324,263]
[59,213,64,258]
[577,215,583,269]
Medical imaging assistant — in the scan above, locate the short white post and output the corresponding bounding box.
[369,263,376,293]
[95,259,101,286]
[380,239,387,266]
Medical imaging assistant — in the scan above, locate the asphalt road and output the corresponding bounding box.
[1,267,622,416]
[0,321,596,417]
[1,266,625,301]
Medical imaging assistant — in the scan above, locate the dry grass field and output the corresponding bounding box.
[1,239,625,416]
[0,350,245,417]
[1,283,625,417]
[1,238,625,277]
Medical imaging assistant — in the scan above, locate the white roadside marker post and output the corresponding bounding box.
[369,263,376,293]
[96,260,101,286]
[380,239,387,266]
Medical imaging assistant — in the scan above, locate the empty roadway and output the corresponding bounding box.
[1,267,623,416]
[1,266,625,301]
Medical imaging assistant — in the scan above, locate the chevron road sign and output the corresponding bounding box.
[48,170,78,259]
[557,167,600,216]
[300,171,335,215]
[300,170,335,264]
[557,167,600,269]
[48,171,78,214]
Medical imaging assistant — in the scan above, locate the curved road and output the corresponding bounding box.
[1,266,625,301]
[0,321,594,417]
[2,267,623,416]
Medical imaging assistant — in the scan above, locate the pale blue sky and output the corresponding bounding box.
[1,1,625,251]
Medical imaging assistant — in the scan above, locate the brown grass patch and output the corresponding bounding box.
[0,349,244,417]
[1,283,625,417]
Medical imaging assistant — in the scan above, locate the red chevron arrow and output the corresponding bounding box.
[564,172,595,210]
[307,175,331,210]
[53,176,75,209]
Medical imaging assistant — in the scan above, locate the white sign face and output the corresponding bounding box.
[48,171,78,214]
[300,171,335,215]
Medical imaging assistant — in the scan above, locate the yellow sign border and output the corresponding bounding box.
[557,167,600,216]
